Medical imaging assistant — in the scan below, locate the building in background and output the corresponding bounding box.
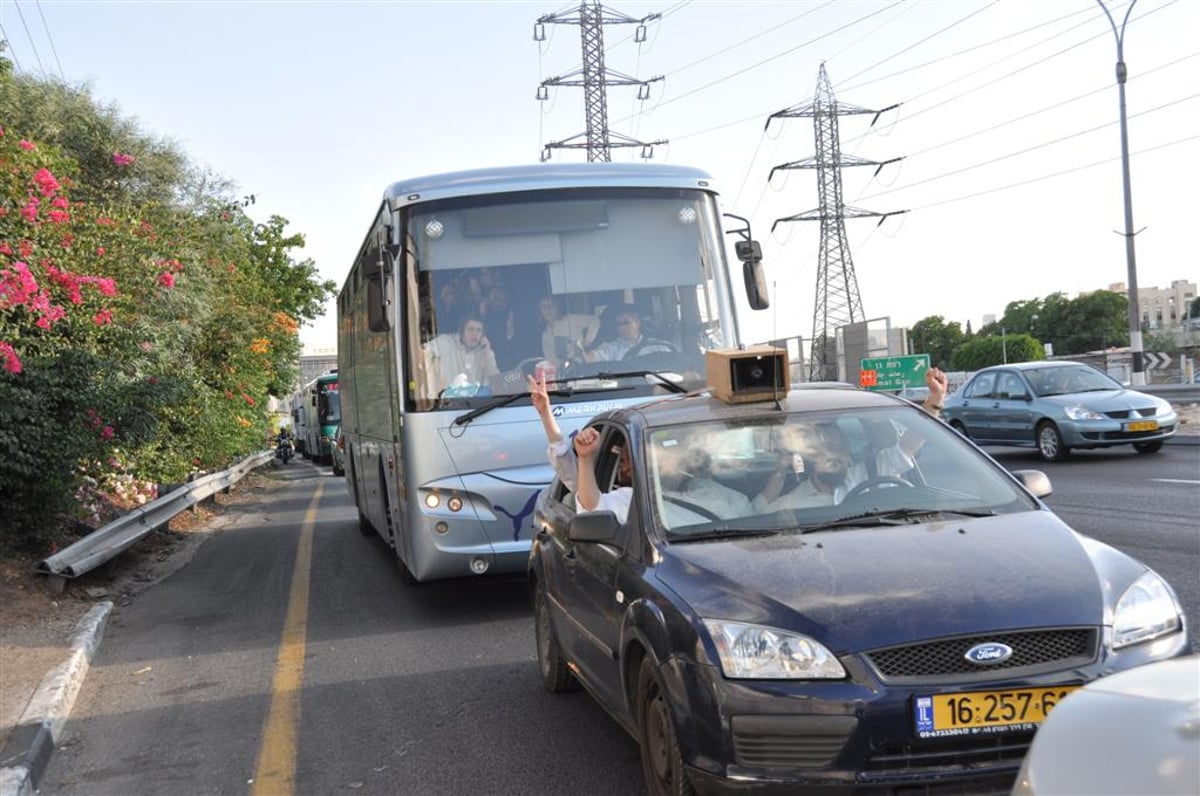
[1107,279,1197,331]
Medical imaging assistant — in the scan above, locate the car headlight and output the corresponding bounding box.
[1063,405,1104,420]
[1112,572,1182,649]
[703,619,845,679]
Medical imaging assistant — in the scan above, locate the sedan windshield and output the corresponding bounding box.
[1026,365,1122,397]
[645,406,1040,538]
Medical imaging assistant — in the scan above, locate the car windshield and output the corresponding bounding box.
[1026,365,1122,397]
[644,406,1040,539]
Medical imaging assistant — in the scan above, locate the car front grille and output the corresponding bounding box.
[1104,406,1158,419]
[1081,424,1175,442]
[865,628,1097,684]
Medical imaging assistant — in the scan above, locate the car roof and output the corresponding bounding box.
[978,361,1087,372]
[604,383,908,431]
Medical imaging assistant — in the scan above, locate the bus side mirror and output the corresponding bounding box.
[743,260,769,310]
[367,270,391,332]
[724,213,769,311]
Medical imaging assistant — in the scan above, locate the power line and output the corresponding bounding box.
[33,0,64,79]
[12,0,45,75]
[857,91,1200,203]
[904,131,1200,213]
[610,0,905,126]
[0,23,25,72]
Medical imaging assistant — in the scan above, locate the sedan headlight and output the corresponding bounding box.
[703,619,845,679]
[1112,572,1182,649]
[1063,405,1105,421]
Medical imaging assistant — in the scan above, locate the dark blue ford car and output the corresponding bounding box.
[528,382,1189,795]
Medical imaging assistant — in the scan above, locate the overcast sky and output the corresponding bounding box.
[4,0,1196,352]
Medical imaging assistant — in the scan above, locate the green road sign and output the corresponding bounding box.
[859,354,931,390]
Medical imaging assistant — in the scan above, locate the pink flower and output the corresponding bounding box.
[139,340,153,352]
[0,341,21,373]
[101,426,114,440]
[50,196,69,209]
[33,167,60,197]
[96,247,106,257]
[0,243,10,256]
[94,309,113,325]
[18,140,35,151]
[48,210,70,224]
[157,272,175,288]
[112,152,134,167]
[20,202,38,223]
[95,217,114,227]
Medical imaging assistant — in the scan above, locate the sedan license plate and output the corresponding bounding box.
[1126,420,1158,432]
[914,686,1078,738]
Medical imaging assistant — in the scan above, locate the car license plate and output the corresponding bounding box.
[1126,420,1158,432]
[914,686,1078,738]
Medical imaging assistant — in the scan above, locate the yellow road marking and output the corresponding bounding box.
[253,484,324,796]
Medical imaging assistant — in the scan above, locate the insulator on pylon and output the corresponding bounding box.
[533,22,545,41]
[536,85,549,101]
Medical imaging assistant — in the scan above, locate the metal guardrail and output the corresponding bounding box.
[36,450,275,586]
[1141,383,1200,404]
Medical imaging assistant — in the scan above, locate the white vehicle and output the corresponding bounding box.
[337,162,769,583]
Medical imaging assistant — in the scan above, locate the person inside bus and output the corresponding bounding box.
[426,312,500,396]
[582,309,672,362]
[539,296,601,367]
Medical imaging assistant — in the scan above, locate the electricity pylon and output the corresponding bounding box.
[768,63,904,381]
[534,0,666,162]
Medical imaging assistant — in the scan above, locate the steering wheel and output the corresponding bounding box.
[661,494,721,521]
[622,339,679,360]
[842,475,914,501]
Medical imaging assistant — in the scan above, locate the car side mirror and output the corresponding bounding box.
[1012,469,1052,498]
[568,511,622,543]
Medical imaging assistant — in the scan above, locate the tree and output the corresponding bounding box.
[909,316,967,368]
[0,70,336,546]
[951,334,1043,371]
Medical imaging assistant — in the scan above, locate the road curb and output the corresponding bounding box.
[0,601,112,796]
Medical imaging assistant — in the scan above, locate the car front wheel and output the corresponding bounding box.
[637,656,695,796]
[1134,440,1164,454]
[1036,421,1069,462]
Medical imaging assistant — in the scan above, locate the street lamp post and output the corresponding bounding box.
[1098,0,1145,385]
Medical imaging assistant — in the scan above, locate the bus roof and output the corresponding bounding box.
[383,162,718,209]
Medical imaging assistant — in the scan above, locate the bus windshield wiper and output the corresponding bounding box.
[592,370,689,394]
[451,386,633,428]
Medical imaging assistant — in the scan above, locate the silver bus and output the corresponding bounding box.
[337,162,768,583]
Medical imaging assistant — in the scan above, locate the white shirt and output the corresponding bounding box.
[753,446,915,513]
[547,437,632,524]
[426,333,498,394]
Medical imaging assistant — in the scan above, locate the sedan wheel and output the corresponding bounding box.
[1037,421,1069,462]
[1134,440,1164,454]
[535,581,577,692]
[637,657,695,796]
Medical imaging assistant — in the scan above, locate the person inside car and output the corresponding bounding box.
[753,368,948,512]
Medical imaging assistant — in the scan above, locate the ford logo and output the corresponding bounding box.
[964,642,1013,665]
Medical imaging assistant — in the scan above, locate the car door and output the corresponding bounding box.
[554,423,632,709]
[992,370,1036,442]
[958,372,1000,440]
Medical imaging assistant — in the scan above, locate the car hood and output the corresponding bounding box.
[1043,388,1162,412]
[656,511,1114,653]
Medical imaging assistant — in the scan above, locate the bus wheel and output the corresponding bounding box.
[397,556,419,586]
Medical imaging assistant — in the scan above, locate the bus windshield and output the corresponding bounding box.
[404,187,730,409]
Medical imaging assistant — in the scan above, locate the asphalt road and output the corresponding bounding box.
[38,444,1199,795]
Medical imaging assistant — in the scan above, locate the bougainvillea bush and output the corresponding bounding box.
[0,68,335,547]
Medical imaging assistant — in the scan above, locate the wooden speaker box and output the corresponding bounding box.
[706,346,789,404]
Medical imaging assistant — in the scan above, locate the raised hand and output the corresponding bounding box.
[925,367,948,403]
[573,427,601,459]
